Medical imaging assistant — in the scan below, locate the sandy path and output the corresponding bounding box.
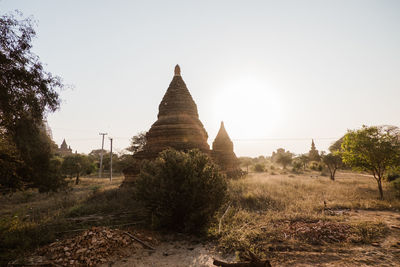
[104,239,234,267]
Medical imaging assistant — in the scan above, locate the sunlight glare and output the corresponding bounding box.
[211,75,282,140]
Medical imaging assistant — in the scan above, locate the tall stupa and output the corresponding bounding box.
[123,65,210,183]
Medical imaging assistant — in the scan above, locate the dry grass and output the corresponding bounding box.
[1,171,399,265]
[211,171,399,257]
[0,176,144,265]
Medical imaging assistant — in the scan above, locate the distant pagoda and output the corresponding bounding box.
[123,65,211,184]
[308,139,320,161]
[211,121,240,175]
[57,139,72,156]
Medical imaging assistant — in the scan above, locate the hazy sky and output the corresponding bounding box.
[2,0,400,157]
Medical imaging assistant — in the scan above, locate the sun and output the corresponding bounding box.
[211,75,282,140]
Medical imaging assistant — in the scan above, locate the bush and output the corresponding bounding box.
[391,178,400,197]
[253,163,265,172]
[309,161,323,171]
[387,167,400,182]
[134,149,227,234]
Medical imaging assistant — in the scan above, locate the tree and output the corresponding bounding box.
[127,132,147,154]
[298,154,309,170]
[0,12,63,192]
[272,148,293,169]
[0,133,25,191]
[134,149,227,234]
[341,125,400,199]
[61,154,94,185]
[322,153,342,180]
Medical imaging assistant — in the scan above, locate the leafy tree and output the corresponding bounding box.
[134,149,227,234]
[0,12,64,192]
[61,154,94,185]
[253,163,265,172]
[115,154,135,173]
[322,153,342,180]
[341,125,400,199]
[273,149,293,169]
[297,154,309,170]
[127,132,147,154]
[0,134,25,191]
[238,157,252,172]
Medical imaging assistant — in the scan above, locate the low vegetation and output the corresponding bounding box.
[210,171,399,257]
[134,149,227,234]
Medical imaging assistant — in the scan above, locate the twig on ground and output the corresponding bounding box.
[219,203,232,234]
[123,231,155,250]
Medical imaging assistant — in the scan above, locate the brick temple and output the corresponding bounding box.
[123,65,240,184]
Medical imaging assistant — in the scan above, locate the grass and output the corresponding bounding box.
[210,171,399,256]
[0,176,144,265]
[1,171,399,264]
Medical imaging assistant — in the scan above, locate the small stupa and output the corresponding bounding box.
[308,139,320,161]
[123,65,210,183]
[211,121,240,175]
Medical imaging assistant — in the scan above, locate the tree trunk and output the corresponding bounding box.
[75,173,80,185]
[377,178,383,200]
[330,168,336,181]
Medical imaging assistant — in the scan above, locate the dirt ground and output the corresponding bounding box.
[103,210,400,267]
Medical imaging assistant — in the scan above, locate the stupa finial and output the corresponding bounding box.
[174,64,181,76]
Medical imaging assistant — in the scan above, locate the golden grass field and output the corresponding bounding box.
[1,171,400,266]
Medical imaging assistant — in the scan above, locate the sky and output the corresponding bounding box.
[1,0,400,157]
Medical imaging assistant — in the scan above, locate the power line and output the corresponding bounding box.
[232,137,339,142]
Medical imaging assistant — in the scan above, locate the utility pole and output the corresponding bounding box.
[99,133,107,178]
[109,137,113,181]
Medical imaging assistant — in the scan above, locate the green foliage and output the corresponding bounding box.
[291,159,303,173]
[272,148,293,169]
[322,153,342,180]
[341,125,400,199]
[309,161,323,171]
[61,154,94,184]
[391,178,400,197]
[134,149,227,234]
[297,154,309,170]
[0,12,64,192]
[386,166,400,182]
[253,163,265,172]
[127,131,147,154]
[0,135,25,191]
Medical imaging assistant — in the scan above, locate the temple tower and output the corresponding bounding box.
[211,121,240,176]
[123,65,210,183]
[308,139,320,161]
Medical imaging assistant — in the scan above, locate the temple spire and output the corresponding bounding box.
[174,64,181,76]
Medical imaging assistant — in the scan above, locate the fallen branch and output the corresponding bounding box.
[213,250,272,267]
[213,259,271,267]
[219,203,231,234]
[55,221,144,234]
[123,231,155,250]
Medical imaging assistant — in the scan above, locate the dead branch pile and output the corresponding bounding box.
[285,221,351,244]
[35,227,151,266]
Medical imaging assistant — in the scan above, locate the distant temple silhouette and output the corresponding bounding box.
[123,65,240,184]
[57,139,73,156]
[308,139,320,161]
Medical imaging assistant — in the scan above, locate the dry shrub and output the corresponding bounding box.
[135,149,227,234]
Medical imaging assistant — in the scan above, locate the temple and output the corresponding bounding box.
[308,139,320,161]
[123,65,212,184]
[211,121,240,175]
[57,139,73,156]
